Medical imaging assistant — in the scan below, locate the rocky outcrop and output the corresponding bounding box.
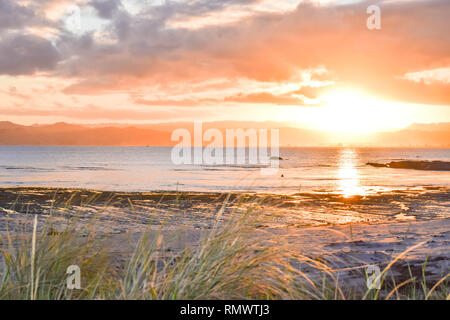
[367,160,450,171]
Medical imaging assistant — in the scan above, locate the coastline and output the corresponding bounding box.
[0,186,448,294]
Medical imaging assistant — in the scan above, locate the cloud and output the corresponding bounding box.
[134,98,208,107]
[89,0,122,19]
[134,90,321,107]
[224,92,309,105]
[0,104,210,121]
[62,77,119,95]
[0,34,61,75]
[0,0,449,112]
[0,86,30,100]
[0,0,36,30]
[52,1,448,102]
[402,68,450,85]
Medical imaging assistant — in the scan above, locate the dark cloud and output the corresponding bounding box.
[0,0,60,32]
[139,0,261,23]
[90,0,122,19]
[0,34,61,75]
[0,0,35,30]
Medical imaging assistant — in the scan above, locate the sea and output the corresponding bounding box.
[1,146,449,196]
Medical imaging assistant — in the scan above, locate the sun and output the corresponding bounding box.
[315,88,400,134]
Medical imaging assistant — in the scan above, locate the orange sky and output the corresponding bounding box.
[0,0,449,134]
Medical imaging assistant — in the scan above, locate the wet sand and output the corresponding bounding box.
[0,187,448,290]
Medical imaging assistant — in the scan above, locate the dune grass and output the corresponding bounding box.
[0,194,448,300]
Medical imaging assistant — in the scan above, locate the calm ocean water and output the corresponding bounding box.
[0,146,449,195]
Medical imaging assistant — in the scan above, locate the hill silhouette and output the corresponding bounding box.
[0,121,449,147]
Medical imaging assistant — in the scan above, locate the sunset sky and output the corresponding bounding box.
[1,0,449,134]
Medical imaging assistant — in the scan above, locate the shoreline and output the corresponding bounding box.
[0,186,448,294]
[1,185,448,223]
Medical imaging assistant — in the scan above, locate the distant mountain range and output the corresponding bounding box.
[0,121,449,147]
[375,123,450,147]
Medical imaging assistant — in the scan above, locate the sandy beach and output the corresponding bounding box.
[1,187,448,294]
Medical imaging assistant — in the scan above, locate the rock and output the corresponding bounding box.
[366,162,387,168]
[368,160,450,171]
[388,160,450,171]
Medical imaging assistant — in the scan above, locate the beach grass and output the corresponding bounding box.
[0,194,448,300]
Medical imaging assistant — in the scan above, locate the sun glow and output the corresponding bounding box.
[314,88,406,134]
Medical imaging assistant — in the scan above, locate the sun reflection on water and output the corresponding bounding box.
[337,149,366,198]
